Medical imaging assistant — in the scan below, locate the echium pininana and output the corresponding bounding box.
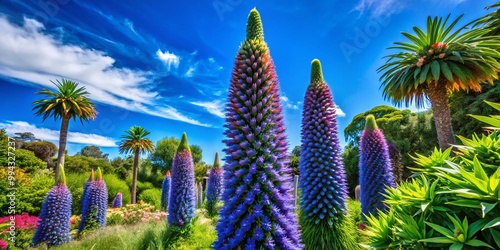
[298,59,357,249]
[31,165,72,247]
[205,152,223,217]
[167,132,196,229]
[214,8,303,249]
[359,115,395,219]
[161,171,171,212]
[78,169,94,233]
[112,192,122,208]
[78,168,108,233]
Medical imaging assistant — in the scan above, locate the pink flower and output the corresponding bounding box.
[416,56,426,67]
[431,42,446,50]
[0,240,7,250]
[428,49,434,55]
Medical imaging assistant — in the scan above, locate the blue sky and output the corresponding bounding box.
[0,0,497,164]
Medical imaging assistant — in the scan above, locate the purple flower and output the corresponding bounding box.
[359,115,396,219]
[31,165,72,247]
[112,192,122,208]
[205,152,223,217]
[167,133,196,229]
[78,168,108,233]
[214,8,303,250]
[161,170,171,212]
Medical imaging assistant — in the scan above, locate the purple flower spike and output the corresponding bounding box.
[161,170,171,212]
[167,132,196,229]
[112,192,122,209]
[215,8,303,250]
[32,165,72,247]
[359,115,396,219]
[205,152,223,217]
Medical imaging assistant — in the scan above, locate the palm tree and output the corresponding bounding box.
[474,2,500,36]
[118,126,154,204]
[378,14,500,149]
[33,79,96,182]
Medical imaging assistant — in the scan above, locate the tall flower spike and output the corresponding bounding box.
[78,169,94,233]
[161,170,171,212]
[167,132,196,229]
[112,192,122,209]
[359,115,395,220]
[78,168,108,233]
[298,59,357,249]
[215,8,303,249]
[32,164,72,247]
[205,152,223,217]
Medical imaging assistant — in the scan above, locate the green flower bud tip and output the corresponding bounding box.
[310,59,324,86]
[365,115,379,130]
[57,164,67,186]
[97,167,103,180]
[246,8,264,40]
[213,152,221,168]
[89,169,95,181]
[177,132,191,153]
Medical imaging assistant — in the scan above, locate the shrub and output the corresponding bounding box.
[66,172,91,215]
[104,174,130,207]
[106,203,166,225]
[359,115,395,220]
[168,133,196,229]
[362,101,500,249]
[0,213,39,249]
[31,165,72,247]
[298,59,357,249]
[13,149,47,173]
[215,9,302,249]
[139,188,161,210]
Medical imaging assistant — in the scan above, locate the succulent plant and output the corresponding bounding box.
[161,170,171,212]
[359,115,396,219]
[205,152,223,217]
[78,168,108,233]
[112,192,123,209]
[167,132,196,229]
[31,165,72,247]
[298,59,357,249]
[214,8,303,249]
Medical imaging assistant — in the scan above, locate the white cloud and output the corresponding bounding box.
[280,95,300,110]
[156,49,180,70]
[190,100,225,118]
[185,67,196,78]
[353,0,404,17]
[335,106,346,117]
[0,121,117,147]
[0,16,208,127]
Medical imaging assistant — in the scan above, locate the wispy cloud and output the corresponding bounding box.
[353,0,405,17]
[0,16,209,127]
[156,49,180,70]
[335,106,346,117]
[190,100,225,118]
[0,121,117,147]
[185,67,196,78]
[280,95,300,110]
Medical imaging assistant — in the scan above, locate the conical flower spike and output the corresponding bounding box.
[205,152,223,217]
[215,8,303,249]
[161,170,171,212]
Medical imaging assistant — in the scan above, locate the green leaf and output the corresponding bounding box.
[491,229,500,249]
[481,202,497,218]
[439,61,454,83]
[446,200,481,208]
[419,237,456,244]
[425,222,454,238]
[466,239,494,249]
[431,60,441,80]
[473,156,488,181]
[420,64,430,83]
[421,202,430,212]
[483,217,500,230]
[450,243,464,250]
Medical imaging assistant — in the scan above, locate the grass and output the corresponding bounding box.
[33,210,217,250]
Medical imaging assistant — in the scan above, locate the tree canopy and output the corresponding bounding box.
[149,137,203,172]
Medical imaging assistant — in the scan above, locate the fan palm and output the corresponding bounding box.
[378,14,500,149]
[33,79,96,182]
[118,126,154,204]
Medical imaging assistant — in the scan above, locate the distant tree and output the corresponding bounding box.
[13,149,47,173]
[450,83,500,137]
[290,145,300,176]
[149,137,203,172]
[110,156,133,180]
[291,145,301,157]
[22,141,58,167]
[118,126,154,204]
[78,145,109,160]
[33,79,97,182]
[14,132,39,142]
[194,161,210,184]
[64,154,114,174]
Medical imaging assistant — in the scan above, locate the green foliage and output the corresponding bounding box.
[65,154,114,174]
[343,106,438,196]
[0,168,52,216]
[362,104,500,249]
[22,141,57,164]
[66,172,91,215]
[103,174,130,207]
[138,189,161,210]
[109,156,133,180]
[450,84,500,137]
[137,159,163,188]
[149,137,203,172]
[77,206,101,238]
[13,148,47,173]
[194,162,210,184]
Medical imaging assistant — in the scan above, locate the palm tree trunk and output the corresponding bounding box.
[131,149,140,204]
[55,114,70,183]
[428,81,455,150]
